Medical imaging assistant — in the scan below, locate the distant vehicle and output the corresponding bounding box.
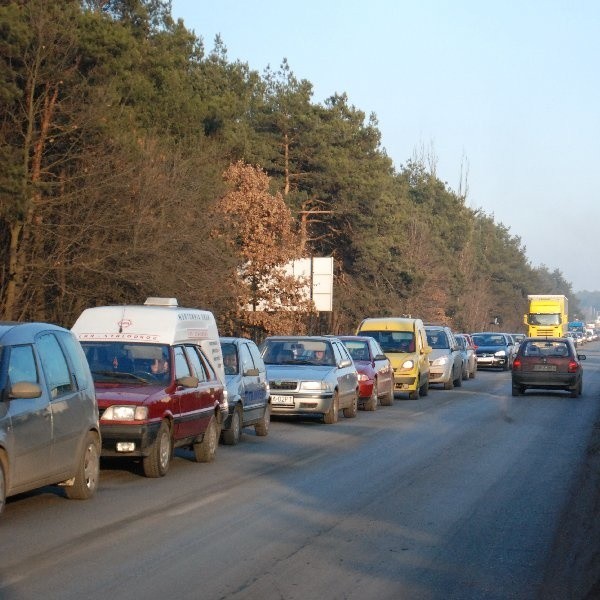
[455,334,477,379]
[424,325,463,390]
[219,337,270,445]
[72,298,227,477]
[511,337,585,397]
[338,335,394,410]
[0,322,101,514]
[356,317,431,399]
[523,294,568,337]
[260,336,358,424]
[471,332,514,370]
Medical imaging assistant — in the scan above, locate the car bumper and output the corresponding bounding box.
[476,356,507,368]
[512,372,579,390]
[270,392,334,416]
[99,421,162,457]
[428,365,452,384]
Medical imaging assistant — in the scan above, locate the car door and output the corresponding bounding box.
[333,341,356,405]
[239,341,264,423]
[370,339,393,392]
[171,345,200,440]
[184,345,218,434]
[4,343,53,489]
[36,332,85,477]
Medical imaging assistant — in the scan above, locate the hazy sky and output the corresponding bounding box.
[171,0,600,292]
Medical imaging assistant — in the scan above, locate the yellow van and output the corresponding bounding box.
[356,317,431,399]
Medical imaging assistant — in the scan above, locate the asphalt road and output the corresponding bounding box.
[1,344,599,600]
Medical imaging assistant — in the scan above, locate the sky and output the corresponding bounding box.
[171,0,600,292]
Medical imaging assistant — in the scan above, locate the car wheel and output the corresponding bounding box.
[222,405,242,446]
[454,368,462,387]
[194,415,218,463]
[254,403,270,437]
[443,377,454,390]
[419,378,429,396]
[343,392,358,418]
[364,380,378,411]
[512,385,521,397]
[0,460,6,515]
[503,360,510,371]
[469,364,476,379]
[323,392,339,424]
[380,381,394,406]
[462,367,469,380]
[65,432,100,500]
[408,381,419,400]
[143,420,172,477]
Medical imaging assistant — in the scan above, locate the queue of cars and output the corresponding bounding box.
[0,300,587,514]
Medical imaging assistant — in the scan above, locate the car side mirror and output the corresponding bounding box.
[374,354,387,361]
[9,381,42,399]
[338,359,352,369]
[176,375,199,388]
[578,354,586,360]
[244,368,259,376]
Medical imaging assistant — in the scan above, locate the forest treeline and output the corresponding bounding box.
[0,0,578,337]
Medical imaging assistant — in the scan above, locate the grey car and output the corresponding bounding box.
[425,325,464,390]
[219,337,271,445]
[0,322,101,514]
[260,336,359,424]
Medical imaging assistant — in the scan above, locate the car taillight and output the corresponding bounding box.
[512,358,521,370]
[568,360,578,373]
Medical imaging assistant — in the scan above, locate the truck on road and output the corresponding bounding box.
[524,295,568,337]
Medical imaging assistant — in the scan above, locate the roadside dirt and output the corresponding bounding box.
[539,418,600,599]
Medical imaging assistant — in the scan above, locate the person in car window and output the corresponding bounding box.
[223,352,238,375]
[151,357,169,376]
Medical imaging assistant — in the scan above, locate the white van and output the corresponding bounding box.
[72,298,227,477]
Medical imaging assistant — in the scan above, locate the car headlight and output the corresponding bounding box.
[494,350,507,357]
[402,359,415,369]
[102,405,148,421]
[432,356,449,367]
[300,380,332,392]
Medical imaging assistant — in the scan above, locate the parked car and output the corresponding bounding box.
[471,332,514,370]
[455,333,477,379]
[72,298,227,478]
[219,337,270,445]
[0,322,101,513]
[511,337,585,397]
[338,335,394,410]
[424,325,463,390]
[356,317,431,399]
[260,336,358,423]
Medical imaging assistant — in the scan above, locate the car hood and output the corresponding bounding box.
[475,345,508,353]
[94,382,168,406]
[265,364,335,380]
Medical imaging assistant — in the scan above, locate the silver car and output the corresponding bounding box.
[260,336,359,424]
[0,322,101,514]
[424,325,464,390]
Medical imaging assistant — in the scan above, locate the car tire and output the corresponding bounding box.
[222,405,242,446]
[512,385,522,397]
[364,380,378,411]
[380,381,394,406]
[65,432,100,500]
[462,367,469,380]
[143,420,172,477]
[343,392,358,418]
[323,392,339,424]
[0,460,6,515]
[469,364,476,379]
[254,403,270,437]
[419,378,429,396]
[503,361,510,371]
[454,369,462,387]
[194,415,218,463]
[408,384,419,400]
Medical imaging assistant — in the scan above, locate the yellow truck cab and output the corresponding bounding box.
[524,295,568,337]
[356,317,431,399]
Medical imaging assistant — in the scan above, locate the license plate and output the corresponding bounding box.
[533,364,557,371]
[271,395,295,406]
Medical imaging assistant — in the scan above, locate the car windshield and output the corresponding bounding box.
[360,331,415,353]
[81,341,171,383]
[472,334,506,347]
[221,342,239,375]
[261,339,335,366]
[527,313,560,326]
[342,341,370,361]
[426,331,449,349]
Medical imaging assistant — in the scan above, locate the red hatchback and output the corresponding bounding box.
[338,336,394,410]
[511,337,585,397]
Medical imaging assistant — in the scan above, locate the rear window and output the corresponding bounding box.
[359,330,415,353]
[521,341,571,357]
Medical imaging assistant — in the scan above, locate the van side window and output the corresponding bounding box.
[247,342,265,371]
[173,346,191,379]
[36,333,74,398]
[8,345,39,385]
[56,331,90,390]
[331,342,343,365]
[185,345,207,383]
[238,343,254,374]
